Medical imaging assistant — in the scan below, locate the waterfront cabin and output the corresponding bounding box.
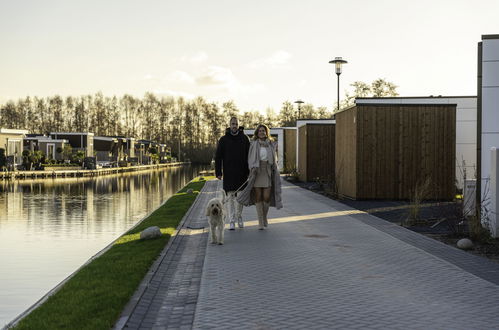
[134,140,146,165]
[137,139,160,164]
[50,132,94,157]
[24,134,69,161]
[94,136,120,166]
[0,128,29,169]
[124,137,136,160]
[158,144,172,163]
[106,136,135,163]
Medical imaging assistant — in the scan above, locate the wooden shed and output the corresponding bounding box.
[335,103,456,200]
[297,123,335,182]
[283,128,297,172]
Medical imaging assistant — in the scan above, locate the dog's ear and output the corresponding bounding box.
[205,204,211,216]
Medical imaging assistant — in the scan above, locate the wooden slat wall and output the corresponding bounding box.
[353,104,456,200]
[284,129,297,172]
[298,125,307,182]
[335,108,357,198]
[305,124,335,182]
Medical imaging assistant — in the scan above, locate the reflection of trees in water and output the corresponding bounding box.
[0,165,205,235]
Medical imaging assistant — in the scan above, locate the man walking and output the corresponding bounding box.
[215,117,250,230]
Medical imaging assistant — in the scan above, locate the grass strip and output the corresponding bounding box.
[12,176,211,330]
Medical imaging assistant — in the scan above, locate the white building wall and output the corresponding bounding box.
[480,35,499,237]
[356,97,476,189]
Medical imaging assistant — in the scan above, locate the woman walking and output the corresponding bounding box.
[237,124,282,229]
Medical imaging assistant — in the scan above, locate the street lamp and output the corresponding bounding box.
[328,57,347,113]
[294,99,304,119]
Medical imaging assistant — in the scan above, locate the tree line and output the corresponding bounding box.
[0,79,397,163]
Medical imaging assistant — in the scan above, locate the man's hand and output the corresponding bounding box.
[217,176,222,180]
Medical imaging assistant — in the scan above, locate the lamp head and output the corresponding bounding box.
[329,57,348,75]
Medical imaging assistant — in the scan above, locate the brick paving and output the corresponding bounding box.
[193,182,499,330]
[118,179,499,329]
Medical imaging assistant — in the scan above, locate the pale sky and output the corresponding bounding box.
[0,0,498,113]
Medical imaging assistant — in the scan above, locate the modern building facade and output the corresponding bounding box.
[0,128,29,167]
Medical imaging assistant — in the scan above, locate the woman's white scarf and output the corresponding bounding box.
[248,139,275,169]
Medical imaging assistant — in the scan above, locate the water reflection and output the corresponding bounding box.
[0,164,204,326]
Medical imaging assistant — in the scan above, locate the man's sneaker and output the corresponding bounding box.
[237,217,244,228]
[229,221,236,230]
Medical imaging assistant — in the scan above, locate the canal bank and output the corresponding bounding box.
[0,162,190,180]
[5,176,211,329]
[0,164,206,328]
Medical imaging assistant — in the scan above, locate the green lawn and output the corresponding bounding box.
[13,176,210,330]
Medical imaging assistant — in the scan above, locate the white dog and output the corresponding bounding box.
[205,197,226,245]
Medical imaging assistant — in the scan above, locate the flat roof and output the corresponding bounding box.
[354,102,457,107]
[297,119,335,128]
[0,128,29,134]
[35,139,68,143]
[483,34,499,40]
[50,132,95,136]
[356,96,476,100]
[94,136,118,142]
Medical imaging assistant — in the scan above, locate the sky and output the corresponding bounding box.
[0,0,498,113]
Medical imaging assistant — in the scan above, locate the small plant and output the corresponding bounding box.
[31,150,44,168]
[22,150,32,170]
[315,174,340,199]
[405,176,432,226]
[72,150,85,165]
[62,144,73,161]
[470,178,493,242]
[285,167,299,182]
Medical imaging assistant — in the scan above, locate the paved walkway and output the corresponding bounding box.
[120,179,499,329]
[116,181,216,329]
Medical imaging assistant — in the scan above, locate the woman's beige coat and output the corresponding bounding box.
[236,139,282,209]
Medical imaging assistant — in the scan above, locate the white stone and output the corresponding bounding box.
[140,226,162,240]
[186,188,193,194]
[457,238,473,250]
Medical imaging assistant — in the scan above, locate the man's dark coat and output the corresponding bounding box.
[215,127,250,192]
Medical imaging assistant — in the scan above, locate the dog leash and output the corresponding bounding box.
[220,177,249,199]
[233,178,249,195]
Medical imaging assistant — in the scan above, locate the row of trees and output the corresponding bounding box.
[0,79,398,163]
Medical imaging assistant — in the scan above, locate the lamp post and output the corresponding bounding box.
[328,57,347,113]
[294,99,304,120]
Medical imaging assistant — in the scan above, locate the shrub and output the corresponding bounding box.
[0,148,6,168]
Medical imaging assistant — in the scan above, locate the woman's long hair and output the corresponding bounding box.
[252,124,273,141]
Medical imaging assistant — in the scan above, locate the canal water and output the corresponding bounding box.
[0,164,206,327]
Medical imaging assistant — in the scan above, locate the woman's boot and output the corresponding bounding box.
[263,202,269,227]
[255,202,264,230]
